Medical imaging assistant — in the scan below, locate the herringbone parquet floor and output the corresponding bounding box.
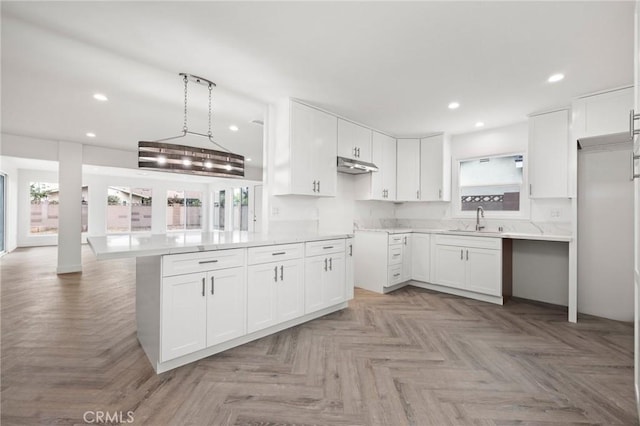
[1,246,637,425]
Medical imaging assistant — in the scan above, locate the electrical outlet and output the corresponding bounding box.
[271,207,279,216]
[550,208,561,218]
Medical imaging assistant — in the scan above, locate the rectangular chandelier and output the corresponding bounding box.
[138,141,245,178]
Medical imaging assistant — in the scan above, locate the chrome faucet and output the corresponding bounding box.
[476,206,485,231]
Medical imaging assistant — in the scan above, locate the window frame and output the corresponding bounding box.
[452,152,530,220]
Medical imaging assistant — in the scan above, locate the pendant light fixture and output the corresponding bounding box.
[138,73,245,178]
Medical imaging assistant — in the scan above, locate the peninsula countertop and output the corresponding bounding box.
[88,231,353,260]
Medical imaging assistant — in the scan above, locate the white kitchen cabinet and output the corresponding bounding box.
[274,100,337,197]
[465,248,502,296]
[528,109,570,198]
[338,118,372,162]
[356,131,396,200]
[206,267,246,347]
[247,258,304,333]
[432,244,466,289]
[411,233,431,282]
[572,86,633,140]
[431,235,502,297]
[401,234,412,282]
[161,266,247,363]
[396,139,421,201]
[420,134,451,201]
[354,231,413,293]
[161,272,207,362]
[304,242,346,314]
[345,238,354,300]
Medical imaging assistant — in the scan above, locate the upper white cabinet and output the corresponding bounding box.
[528,109,570,198]
[274,100,337,197]
[420,134,451,201]
[338,119,372,162]
[396,139,421,201]
[572,86,633,140]
[356,131,397,200]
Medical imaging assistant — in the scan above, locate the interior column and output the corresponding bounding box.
[57,141,83,274]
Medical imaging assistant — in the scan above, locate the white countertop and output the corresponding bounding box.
[88,231,353,260]
[358,228,572,242]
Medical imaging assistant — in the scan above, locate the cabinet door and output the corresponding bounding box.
[420,135,445,201]
[207,267,246,347]
[465,248,502,296]
[432,245,466,290]
[276,259,304,322]
[396,139,421,201]
[345,240,354,300]
[401,234,412,282]
[378,132,397,201]
[304,256,325,314]
[325,253,346,306]
[161,272,207,362]
[290,102,337,197]
[412,234,431,282]
[247,263,278,333]
[529,109,569,198]
[574,87,633,138]
[338,119,372,162]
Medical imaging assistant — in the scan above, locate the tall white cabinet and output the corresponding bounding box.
[396,139,421,201]
[274,100,337,197]
[420,134,451,201]
[528,109,570,198]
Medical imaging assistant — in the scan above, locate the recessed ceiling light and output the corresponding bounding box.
[475,122,485,128]
[246,158,252,162]
[86,132,96,138]
[229,125,239,132]
[448,102,460,110]
[548,73,564,83]
[93,93,108,101]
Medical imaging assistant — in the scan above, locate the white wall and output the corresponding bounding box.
[0,157,19,252]
[578,148,634,321]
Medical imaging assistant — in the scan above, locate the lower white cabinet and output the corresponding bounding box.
[161,266,246,362]
[142,237,352,372]
[431,235,502,297]
[305,252,346,314]
[247,259,304,333]
[411,233,431,282]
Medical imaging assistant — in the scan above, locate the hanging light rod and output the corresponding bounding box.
[179,73,216,88]
[138,72,244,178]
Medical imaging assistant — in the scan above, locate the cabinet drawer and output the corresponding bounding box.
[305,239,345,257]
[388,234,405,245]
[388,245,403,265]
[162,249,245,277]
[387,264,404,287]
[435,234,501,250]
[248,243,304,265]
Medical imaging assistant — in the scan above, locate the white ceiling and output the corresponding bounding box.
[1,1,634,165]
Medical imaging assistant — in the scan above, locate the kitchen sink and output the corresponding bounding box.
[445,229,503,236]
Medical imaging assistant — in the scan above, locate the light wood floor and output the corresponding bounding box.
[1,246,637,425]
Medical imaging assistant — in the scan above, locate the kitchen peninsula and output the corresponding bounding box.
[88,231,354,373]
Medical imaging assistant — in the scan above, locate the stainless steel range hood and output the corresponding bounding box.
[337,156,379,174]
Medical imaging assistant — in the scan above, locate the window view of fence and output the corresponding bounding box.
[30,183,88,234]
[167,190,202,231]
[212,190,225,230]
[107,186,152,233]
